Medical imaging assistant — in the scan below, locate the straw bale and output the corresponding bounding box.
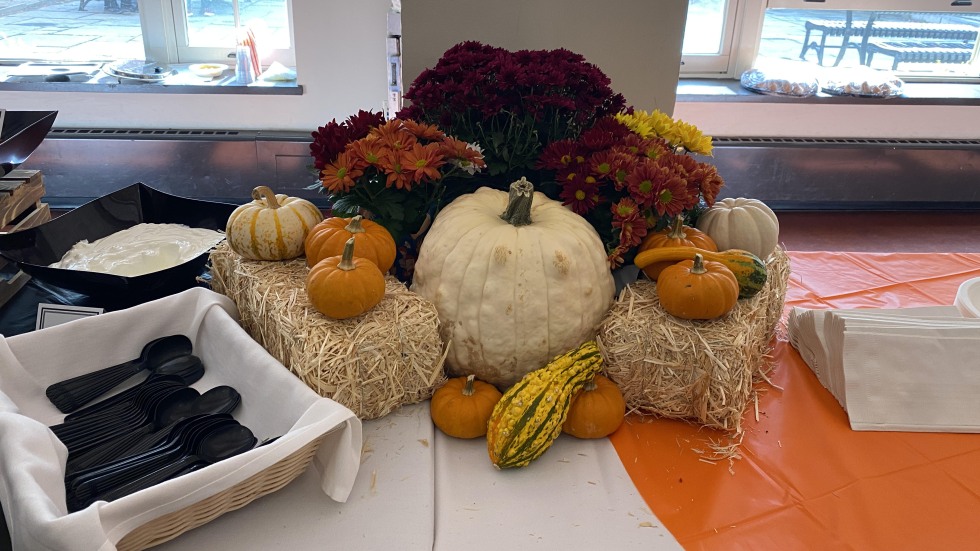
[208,242,447,420]
[597,247,791,432]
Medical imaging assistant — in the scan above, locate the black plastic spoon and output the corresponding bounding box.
[46,334,193,413]
[57,385,198,456]
[94,423,257,504]
[61,354,205,423]
[66,385,241,474]
[66,414,238,510]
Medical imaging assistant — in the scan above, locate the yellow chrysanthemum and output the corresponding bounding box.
[647,110,675,138]
[672,120,713,156]
[617,109,712,155]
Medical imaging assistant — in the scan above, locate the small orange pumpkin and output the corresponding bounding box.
[562,374,626,439]
[305,215,397,273]
[638,215,717,280]
[306,237,386,319]
[430,374,503,439]
[656,253,738,320]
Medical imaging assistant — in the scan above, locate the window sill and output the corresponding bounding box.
[0,64,302,95]
[677,79,980,106]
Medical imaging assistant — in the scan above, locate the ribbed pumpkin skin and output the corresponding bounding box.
[638,216,718,280]
[430,375,503,439]
[306,254,385,319]
[562,374,626,439]
[411,185,614,389]
[696,197,780,260]
[305,216,397,272]
[656,256,739,320]
[487,341,603,469]
[226,188,323,261]
[634,246,768,299]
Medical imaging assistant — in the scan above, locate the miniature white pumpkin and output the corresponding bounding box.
[226,186,323,261]
[696,197,779,259]
[411,178,615,389]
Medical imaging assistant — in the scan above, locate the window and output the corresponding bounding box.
[0,0,294,67]
[681,0,742,74]
[682,0,980,81]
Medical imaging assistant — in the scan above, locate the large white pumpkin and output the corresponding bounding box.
[411,178,615,388]
[696,197,780,259]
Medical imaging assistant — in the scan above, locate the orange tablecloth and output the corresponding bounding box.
[610,251,980,550]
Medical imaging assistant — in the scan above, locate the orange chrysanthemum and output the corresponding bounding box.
[379,151,414,191]
[370,120,418,151]
[319,151,363,193]
[401,142,445,183]
[401,119,445,141]
[347,136,386,170]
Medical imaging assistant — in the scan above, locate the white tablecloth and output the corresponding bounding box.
[153,403,681,550]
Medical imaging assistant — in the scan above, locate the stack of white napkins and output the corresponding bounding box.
[788,277,980,432]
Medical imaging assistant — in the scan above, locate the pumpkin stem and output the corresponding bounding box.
[462,374,476,396]
[345,215,366,234]
[499,177,534,227]
[667,215,687,239]
[252,186,281,209]
[583,378,598,392]
[690,253,707,275]
[338,237,357,271]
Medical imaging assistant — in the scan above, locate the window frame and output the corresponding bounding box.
[680,0,741,75]
[681,0,980,79]
[0,0,296,67]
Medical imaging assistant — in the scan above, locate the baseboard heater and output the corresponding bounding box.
[710,136,980,211]
[24,130,980,212]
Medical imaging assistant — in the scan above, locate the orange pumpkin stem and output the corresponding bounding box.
[338,237,357,271]
[690,253,707,275]
[251,185,281,209]
[499,177,535,227]
[666,215,687,240]
[345,215,366,234]
[583,378,598,392]
[462,374,476,396]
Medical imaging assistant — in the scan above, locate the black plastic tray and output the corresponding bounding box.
[0,183,236,303]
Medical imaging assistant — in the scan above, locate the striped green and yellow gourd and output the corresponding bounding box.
[487,340,604,469]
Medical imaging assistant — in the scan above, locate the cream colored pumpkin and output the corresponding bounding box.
[411,178,615,389]
[696,197,780,260]
[226,186,323,260]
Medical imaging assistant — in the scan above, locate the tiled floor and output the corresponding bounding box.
[778,211,980,253]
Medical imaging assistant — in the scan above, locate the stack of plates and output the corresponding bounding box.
[103,60,177,83]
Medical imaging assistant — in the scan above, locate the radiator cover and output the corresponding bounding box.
[710,137,980,210]
[23,131,980,211]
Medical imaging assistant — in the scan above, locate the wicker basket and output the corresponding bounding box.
[116,435,325,550]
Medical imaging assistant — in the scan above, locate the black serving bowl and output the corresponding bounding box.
[0,183,237,303]
[1,110,58,176]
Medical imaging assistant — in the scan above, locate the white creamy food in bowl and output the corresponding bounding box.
[50,223,226,277]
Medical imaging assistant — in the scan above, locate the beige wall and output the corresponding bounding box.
[400,0,688,115]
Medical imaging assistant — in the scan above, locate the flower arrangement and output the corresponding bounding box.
[308,111,486,279]
[537,109,724,268]
[399,41,625,195]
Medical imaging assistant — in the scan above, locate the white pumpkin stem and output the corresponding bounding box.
[338,237,357,271]
[583,378,598,392]
[252,186,281,209]
[667,215,687,239]
[462,374,476,396]
[691,253,707,275]
[345,215,366,234]
[499,177,535,227]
